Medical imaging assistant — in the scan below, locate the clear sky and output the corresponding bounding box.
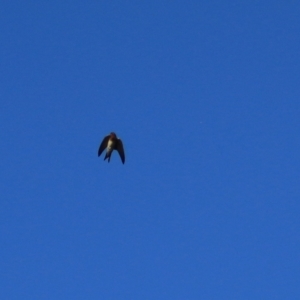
[1,1,299,299]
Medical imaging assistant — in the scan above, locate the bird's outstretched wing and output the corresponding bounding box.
[98,135,110,157]
[116,139,125,164]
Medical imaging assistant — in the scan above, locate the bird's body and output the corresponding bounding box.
[98,132,125,164]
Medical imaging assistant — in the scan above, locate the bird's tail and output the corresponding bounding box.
[104,152,111,162]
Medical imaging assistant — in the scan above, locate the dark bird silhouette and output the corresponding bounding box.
[98,132,125,164]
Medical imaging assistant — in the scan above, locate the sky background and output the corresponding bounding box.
[1,1,299,299]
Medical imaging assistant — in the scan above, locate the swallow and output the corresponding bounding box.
[98,132,125,164]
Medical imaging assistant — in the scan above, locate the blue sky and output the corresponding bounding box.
[1,1,299,299]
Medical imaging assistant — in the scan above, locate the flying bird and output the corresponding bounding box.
[98,132,125,164]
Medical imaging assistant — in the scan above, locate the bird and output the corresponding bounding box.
[98,132,125,164]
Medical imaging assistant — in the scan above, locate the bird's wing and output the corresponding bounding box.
[98,135,110,157]
[116,139,125,164]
